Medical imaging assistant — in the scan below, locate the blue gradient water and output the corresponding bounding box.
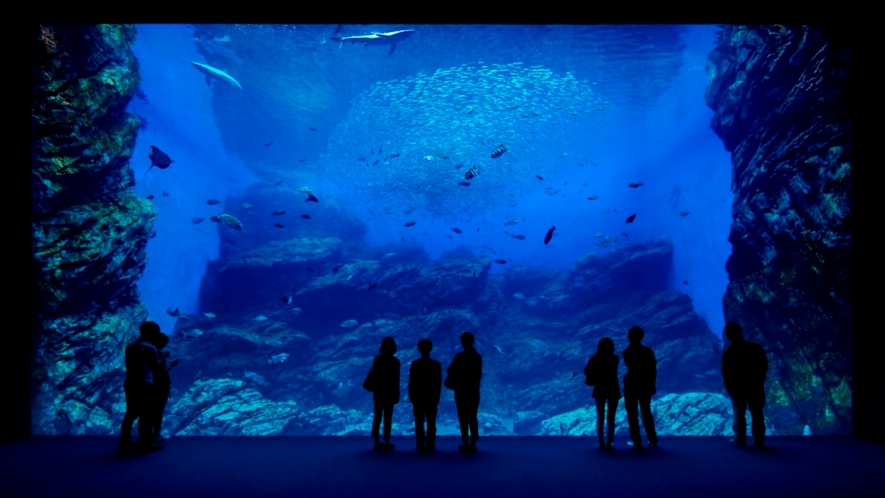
[128,24,731,338]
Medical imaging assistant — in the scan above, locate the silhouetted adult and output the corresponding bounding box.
[622,326,658,450]
[149,332,178,444]
[447,332,483,453]
[722,323,769,448]
[584,337,620,450]
[371,336,401,451]
[408,338,442,453]
[119,321,164,455]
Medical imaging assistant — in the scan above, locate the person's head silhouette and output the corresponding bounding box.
[153,332,170,350]
[140,321,160,341]
[380,336,397,355]
[597,337,614,355]
[628,326,644,344]
[460,332,475,349]
[724,323,744,343]
[417,338,432,358]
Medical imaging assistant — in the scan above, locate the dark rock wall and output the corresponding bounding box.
[31,25,153,434]
[706,25,851,434]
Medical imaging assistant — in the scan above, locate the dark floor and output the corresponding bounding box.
[1,436,882,497]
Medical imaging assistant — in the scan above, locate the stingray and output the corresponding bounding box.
[143,146,173,180]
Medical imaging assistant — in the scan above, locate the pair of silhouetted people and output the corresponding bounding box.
[721,322,768,448]
[119,321,177,455]
[366,332,482,453]
[585,327,658,451]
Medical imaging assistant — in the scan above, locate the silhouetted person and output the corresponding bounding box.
[119,321,164,455]
[584,337,620,450]
[447,331,483,453]
[622,326,658,450]
[409,338,442,454]
[371,336,400,451]
[722,323,769,448]
[149,332,178,443]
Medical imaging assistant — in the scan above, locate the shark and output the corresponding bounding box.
[191,62,242,90]
[330,29,415,55]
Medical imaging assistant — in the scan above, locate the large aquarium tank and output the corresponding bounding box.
[31,24,852,438]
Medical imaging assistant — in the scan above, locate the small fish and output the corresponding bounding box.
[149,231,157,238]
[458,181,471,187]
[390,153,400,158]
[299,158,305,162]
[544,226,556,245]
[465,106,474,114]
[253,315,268,322]
[210,216,220,223]
[218,214,243,230]
[300,214,311,219]
[451,228,462,234]
[494,259,507,264]
[291,307,302,315]
[242,203,254,209]
[275,179,283,186]
[332,264,343,273]
[513,292,526,299]
[491,143,508,158]
[358,157,366,161]
[626,214,637,224]
[683,280,689,285]
[621,232,629,238]
[295,186,312,193]
[511,234,526,240]
[305,193,319,202]
[629,182,644,188]
[146,195,154,200]
[274,223,285,228]
[192,217,204,224]
[162,191,170,197]
[307,267,315,273]
[340,319,359,328]
[680,211,690,217]
[309,127,317,131]
[264,141,272,146]
[272,210,286,216]
[203,312,216,318]
[587,196,598,201]
[166,307,181,317]
[404,221,416,227]
[206,199,221,205]
[535,175,544,181]
[368,282,377,290]
[279,295,293,304]
[455,164,464,170]
[504,218,519,226]
[445,235,453,239]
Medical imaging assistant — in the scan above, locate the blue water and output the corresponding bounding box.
[129,24,731,338]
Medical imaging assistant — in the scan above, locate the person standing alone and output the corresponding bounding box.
[721,323,769,448]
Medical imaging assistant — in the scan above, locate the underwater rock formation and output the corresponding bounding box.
[31,25,152,434]
[167,240,722,436]
[706,25,851,434]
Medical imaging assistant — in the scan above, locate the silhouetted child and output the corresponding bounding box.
[722,323,768,448]
[446,332,483,453]
[622,326,658,450]
[119,321,164,455]
[150,332,178,443]
[409,338,442,453]
[585,337,620,450]
[371,336,401,451]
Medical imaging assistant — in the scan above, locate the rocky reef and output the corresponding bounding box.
[31,25,152,434]
[706,25,851,434]
[162,238,729,436]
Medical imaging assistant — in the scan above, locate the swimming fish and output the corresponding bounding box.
[300,214,311,219]
[368,282,377,290]
[191,62,242,89]
[511,234,526,240]
[206,199,221,205]
[274,223,285,228]
[218,214,243,230]
[465,166,482,180]
[279,296,293,304]
[252,315,268,322]
[451,228,462,234]
[544,226,556,245]
[202,312,216,318]
[307,267,315,273]
[536,175,544,181]
[340,319,359,328]
[264,142,272,147]
[680,211,690,217]
[629,182,644,188]
[192,217,204,224]
[404,221,416,227]
[458,181,471,187]
[242,203,254,209]
[626,214,637,223]
[147,195,154,200]
[143,146,174,180]
[491,143,508,158]
[587,196,598,201]
[305,193,319,202]
[272,210,286,216]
